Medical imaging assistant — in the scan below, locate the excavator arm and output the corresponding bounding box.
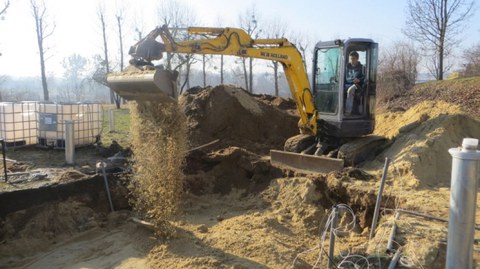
[108,25,317,136]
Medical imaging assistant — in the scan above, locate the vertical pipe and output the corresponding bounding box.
[109,109,115,132]
[101,162,115,212]
[386,212,400,253]
[1,139,7,182]
[446,138,480,269]
[328,206,338,268]
[370,157,390,239]
[65,120,75,164]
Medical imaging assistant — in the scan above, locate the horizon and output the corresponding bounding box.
[0,0,478,79]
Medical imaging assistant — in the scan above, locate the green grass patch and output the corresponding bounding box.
[101,106,132,148]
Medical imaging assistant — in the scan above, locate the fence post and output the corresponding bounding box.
[1,139,7,182]
[65,120,75,165]
[109,109,115,132]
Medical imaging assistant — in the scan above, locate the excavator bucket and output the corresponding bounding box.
[106,69,178,103]
[270,150,344,173]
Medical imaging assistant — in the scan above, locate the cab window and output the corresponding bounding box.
[314,47,341,114]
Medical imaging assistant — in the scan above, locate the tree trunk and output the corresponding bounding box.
[117,16,124,71]
[100,13,113,104]
[40,53,49,101]
[274,62,279,96]
[166,52,172,70]
[181,57,191,94]
[202,54,206,87]
[249,58,253,93]
[32,2,49,101]
[115,15,124,108]
[220,55,224,84]
[242,58,249,91]
[438,46,444,80]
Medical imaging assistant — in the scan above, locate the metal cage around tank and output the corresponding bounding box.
[37,103,102,149]
[0,102,102,149]
[0,102,38,148]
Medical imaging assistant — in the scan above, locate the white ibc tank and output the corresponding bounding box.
[0,102,38,147]
[37,103,102,148]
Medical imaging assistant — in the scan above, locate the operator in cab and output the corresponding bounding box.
[345,51,364,115]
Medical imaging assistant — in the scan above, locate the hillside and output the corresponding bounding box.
[380,76,480,117]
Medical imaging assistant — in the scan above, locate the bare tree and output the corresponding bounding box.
[265,18,288,96]
[114,3,127,107]
[289,31,313,75]
[461,43,480,77]
[201,54,214,88]
[61,54,88,102]
[214,16,226,85]
[96,4,115,103]
[378,41,420,102]
[403,0,474,80]
[116,14,125,71]
[238,5,261,93]
[157,0,197,91]
[31,0,54,101]
[133,9,145,42]
[0,0,9,60]
[0,1,9,18]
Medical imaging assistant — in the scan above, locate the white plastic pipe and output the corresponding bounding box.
[65,120,75,164]
[446,138,480,269]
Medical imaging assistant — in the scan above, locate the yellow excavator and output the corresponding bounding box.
[106,25,385,173]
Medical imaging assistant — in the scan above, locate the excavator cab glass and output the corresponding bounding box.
[313,39,377,138]
[314,47,341,114]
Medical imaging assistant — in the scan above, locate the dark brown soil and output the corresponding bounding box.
[179,85,298,155]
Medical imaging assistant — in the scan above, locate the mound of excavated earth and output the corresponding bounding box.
[178,85,298,154]
[368,100,480,187]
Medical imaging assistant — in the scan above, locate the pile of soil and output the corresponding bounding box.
[179,85,298,154]
[0,199,101,259]
[369,100,480,187]
[184,146,280,195]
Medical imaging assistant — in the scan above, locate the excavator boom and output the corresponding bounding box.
[107,25,317,135]
[105,25,365,174]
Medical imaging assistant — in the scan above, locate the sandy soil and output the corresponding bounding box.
[2,85,480,268]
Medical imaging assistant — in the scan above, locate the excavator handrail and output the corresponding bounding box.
[130,25,318,136]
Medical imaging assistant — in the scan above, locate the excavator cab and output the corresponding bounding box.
[313,39,378,138]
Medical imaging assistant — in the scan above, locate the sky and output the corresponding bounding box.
[0,0,479,78]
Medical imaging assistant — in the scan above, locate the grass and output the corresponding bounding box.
[100,105,132,148]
